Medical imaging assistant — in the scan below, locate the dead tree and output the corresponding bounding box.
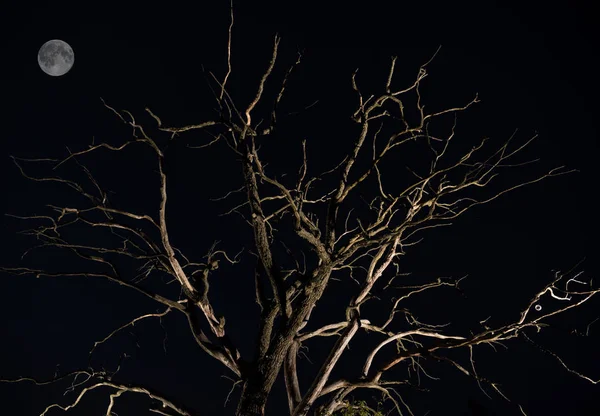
[1,7,598,416]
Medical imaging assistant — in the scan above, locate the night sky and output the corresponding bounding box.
[1,1,598,415]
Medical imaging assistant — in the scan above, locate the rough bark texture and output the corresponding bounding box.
[236,377,268,416]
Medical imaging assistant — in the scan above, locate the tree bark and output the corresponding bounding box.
[236,375,269,416]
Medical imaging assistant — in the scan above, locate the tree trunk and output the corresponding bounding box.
[236,266,335,415]
[235,379,269,416]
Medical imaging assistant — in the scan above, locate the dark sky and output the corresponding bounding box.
[1,1,598,415]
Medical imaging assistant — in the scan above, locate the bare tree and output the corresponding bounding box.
[1,7,598,416]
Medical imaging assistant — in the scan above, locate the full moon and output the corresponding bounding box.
[38,40,74,76]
